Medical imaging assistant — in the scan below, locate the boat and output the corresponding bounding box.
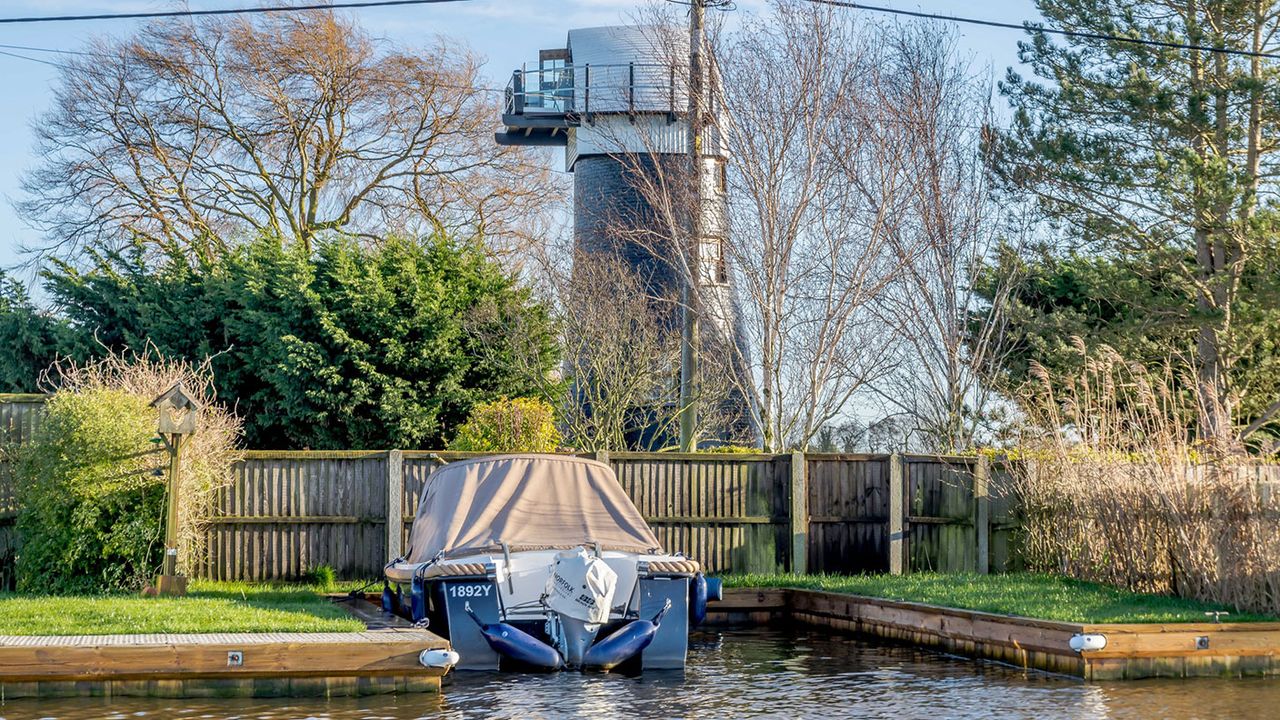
[382,454,722,672]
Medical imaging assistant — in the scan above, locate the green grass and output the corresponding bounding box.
[0,580,367,636]
[720,572,1277,624]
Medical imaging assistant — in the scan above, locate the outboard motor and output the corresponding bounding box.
[544,547,618,667]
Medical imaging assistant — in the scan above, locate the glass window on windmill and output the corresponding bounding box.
[151,383,202,435]
[537,48,572,112]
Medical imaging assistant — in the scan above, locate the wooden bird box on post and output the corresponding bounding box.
[150,382,202,596]
[152,382,201,435]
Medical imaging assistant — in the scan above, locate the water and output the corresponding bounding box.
[2,627,1277,719]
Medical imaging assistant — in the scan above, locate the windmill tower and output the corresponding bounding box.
[498,25,751,448]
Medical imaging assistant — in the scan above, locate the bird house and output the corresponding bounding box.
[151,382,202,435]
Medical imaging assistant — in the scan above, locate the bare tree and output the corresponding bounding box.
[711,2,922,451]
[466,245,735,452]
[862,23,1013,452]
[595,1,937,452]
[21,8,558,261]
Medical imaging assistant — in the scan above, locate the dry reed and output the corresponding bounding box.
[1015,341,1280,615]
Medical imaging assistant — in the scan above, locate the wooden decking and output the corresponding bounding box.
[0,598,451,698]
[710,588,1280,680]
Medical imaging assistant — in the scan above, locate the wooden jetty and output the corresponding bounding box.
[711,588,1280,680]
[0,599,451,699]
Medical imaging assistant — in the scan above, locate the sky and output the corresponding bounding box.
[0,0,1040,278]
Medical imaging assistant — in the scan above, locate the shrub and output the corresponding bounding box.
[15,389,160,593]
[15,349,241,593]
[449,397,560,453]
[307,564,337,591]
[699,445,762,454]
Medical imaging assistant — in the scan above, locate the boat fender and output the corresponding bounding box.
[582,599,671,671]
[419,648,461,669]
[410,577,428,622]
[706,576,723,602]
[464,602,564,671]
[691,573,709,626]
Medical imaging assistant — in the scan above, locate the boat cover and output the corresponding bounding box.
[405,454,663,562]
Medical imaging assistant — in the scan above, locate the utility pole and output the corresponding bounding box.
[679,0,706,453]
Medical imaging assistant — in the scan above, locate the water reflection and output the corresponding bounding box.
[2,627,1278,719]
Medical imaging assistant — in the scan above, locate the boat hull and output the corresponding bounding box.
[386,561,691,671]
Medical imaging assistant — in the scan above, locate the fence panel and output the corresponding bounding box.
[806,455,889,574]
[203,452,389,581]
[610,453,791,574]
[988,459,1023,573]
[906,457,978,573]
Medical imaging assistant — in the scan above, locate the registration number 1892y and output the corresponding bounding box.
[449,583,492,598]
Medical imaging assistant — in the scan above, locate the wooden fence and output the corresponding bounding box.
[201,450,1019,581]
[0,396,1020,582]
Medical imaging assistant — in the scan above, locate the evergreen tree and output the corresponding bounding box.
[3,235,558,449]
[992,0,1280,448]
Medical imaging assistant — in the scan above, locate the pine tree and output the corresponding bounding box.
[993,0,1280,449]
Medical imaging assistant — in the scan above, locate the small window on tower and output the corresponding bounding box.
[718,163,727,193]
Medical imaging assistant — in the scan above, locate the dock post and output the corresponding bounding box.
[889,453,906,575]
[974,454,990,575]
[387,449,404,561]
[790,451,808,575]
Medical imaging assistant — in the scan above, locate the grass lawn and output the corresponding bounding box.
[0,580,367,636]
[720,572,1276,624]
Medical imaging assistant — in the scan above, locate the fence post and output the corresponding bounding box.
[790,451,808,575]
[595,449,610,468]
[974,454,990,575]
[386,449,404,561]
[889,453,906,575]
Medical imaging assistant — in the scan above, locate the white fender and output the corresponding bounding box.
[1068,633,1107,652]
[419,648,461,668]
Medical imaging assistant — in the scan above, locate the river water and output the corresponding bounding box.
[2,627,1277,719]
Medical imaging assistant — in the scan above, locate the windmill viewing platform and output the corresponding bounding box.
[497,61,682,147]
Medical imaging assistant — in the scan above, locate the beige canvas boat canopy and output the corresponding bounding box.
[404,454,663,562]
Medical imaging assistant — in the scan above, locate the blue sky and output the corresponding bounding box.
[0,0,1039,277]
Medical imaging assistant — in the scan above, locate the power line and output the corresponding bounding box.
[0,49,64,68]
[0,0,469,26]
[807,0,1280,61]
[0,41,506,95]
[0,43,92,56]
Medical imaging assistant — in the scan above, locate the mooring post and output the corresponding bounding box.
[387,449,404,561]
[974,454,990,575]
[790,450,808,575]
[889,453,906,575]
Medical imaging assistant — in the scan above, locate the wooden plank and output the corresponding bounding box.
[386,450,404,561]
[205,516,382,525]
[714,588,791,611]
[644,516,781,524]
[0,633,450,683]
[889,454,906,575]
[789,450,807,575]
[975,454,990,575]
